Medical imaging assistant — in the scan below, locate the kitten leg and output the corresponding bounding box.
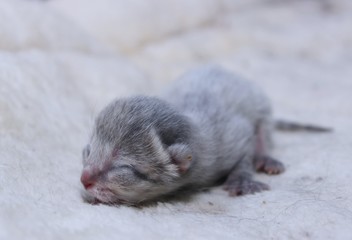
[254,121,285,175]
[223,157,269,196]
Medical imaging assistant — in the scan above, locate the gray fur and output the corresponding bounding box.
[81,66,277,205]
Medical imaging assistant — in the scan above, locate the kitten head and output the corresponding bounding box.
[81,97,194,205]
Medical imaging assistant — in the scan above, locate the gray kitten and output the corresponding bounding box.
[80,66,327,205]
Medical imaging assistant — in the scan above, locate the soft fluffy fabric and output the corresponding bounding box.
[0,0,351,239]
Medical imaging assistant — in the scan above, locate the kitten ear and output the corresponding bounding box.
[167,143,193,174]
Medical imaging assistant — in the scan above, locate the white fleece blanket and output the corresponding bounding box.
[1,0,352,239]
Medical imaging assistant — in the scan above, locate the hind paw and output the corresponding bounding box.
[255,156,285,175]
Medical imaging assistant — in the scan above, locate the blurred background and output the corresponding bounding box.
[0,0,351,239]
[1,0,351,112]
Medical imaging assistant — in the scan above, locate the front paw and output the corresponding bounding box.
[223,179,269,196]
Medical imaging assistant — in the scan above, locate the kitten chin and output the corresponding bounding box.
[80,189,99,205]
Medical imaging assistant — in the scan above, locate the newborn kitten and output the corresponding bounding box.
[80,66,288,205]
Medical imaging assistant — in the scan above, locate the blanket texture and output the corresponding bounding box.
[1,0,351,239]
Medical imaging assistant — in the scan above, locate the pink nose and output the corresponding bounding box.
[81,169,96,190]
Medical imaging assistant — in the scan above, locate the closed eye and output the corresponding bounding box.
[82,144,91,159]
[115,165,150,182]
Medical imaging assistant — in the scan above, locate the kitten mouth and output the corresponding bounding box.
[83,190,136,206]
[94,188,118,203]
[82,187,133,206]
[81,186,118,204]
[93,194,127,205]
